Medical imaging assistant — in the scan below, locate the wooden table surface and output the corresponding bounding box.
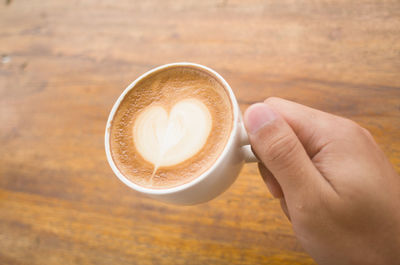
[1,0,399,264]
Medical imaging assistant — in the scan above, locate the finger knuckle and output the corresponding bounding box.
[266,133,300,164]
[361,127,373,139]
[337,118,364,137]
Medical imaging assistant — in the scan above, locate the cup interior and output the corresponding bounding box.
[105,62,240,195]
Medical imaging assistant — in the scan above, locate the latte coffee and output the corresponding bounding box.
[109,66,233,189]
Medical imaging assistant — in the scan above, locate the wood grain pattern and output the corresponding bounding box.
[0,0,399,264]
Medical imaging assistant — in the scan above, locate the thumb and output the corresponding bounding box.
[244,103,321,199]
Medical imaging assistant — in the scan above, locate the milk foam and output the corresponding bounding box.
[133,98,212,178]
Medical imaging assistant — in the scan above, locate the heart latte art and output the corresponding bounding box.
[109,66,233,188]
[133,98,212,171]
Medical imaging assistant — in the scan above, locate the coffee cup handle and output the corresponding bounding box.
[240,123,258,163]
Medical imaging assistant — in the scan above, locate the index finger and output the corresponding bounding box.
[265,97,347,158]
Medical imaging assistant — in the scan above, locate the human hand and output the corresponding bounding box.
[244,98,400,265]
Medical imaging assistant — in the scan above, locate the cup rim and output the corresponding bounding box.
[104,62,239,195]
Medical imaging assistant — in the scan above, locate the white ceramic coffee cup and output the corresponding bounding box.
[105,62,257,205]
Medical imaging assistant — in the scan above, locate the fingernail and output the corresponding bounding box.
[244,103,277,134]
